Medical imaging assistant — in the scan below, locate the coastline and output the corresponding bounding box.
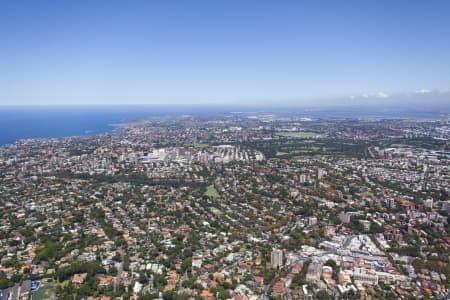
[0,105,448,147]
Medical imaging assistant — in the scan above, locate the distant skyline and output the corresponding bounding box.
[1,1,450,108]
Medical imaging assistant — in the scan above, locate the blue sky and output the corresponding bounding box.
[1,0,450,106]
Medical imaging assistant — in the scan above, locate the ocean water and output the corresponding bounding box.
[0,105,231,146]
[0,105,447,146]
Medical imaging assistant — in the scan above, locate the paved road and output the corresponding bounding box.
[113,247,124,293]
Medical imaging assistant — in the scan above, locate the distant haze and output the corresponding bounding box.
[1,1,449,109]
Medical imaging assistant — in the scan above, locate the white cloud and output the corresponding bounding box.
[359,92,389,99]
[414,89,432,94]
[374,91,389,98]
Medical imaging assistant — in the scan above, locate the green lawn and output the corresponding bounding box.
[185,143,209,148]
[277,147,320,156]
[32,283,57,300]
[290,148,319,154]
[276,132,319,138]
[204,185,219,198]
[390,143,409,148]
